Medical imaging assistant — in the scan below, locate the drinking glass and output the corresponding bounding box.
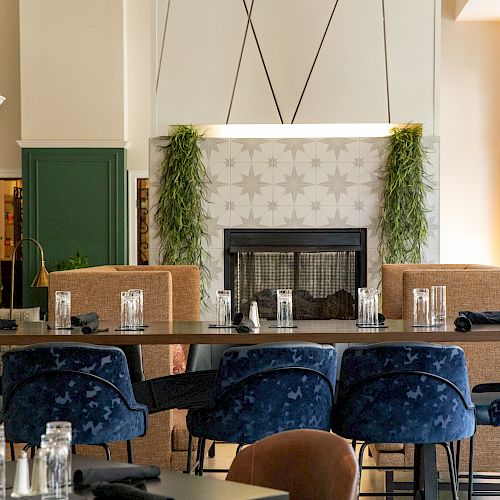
[55,292,71,329]
[128,289,144,327]
[413,288,430,327]
[277,289,293,327]
[121,291,140,329]
[431,285,446,326]
[216,290,232,326]
[46,422,72,484]
[41,434,69,500]
[357,288,380,327]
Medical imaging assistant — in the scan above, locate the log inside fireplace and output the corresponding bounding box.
[224,229,367,320]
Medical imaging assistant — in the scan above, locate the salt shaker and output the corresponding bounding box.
[11,451,30,497]
[249,301,261,328]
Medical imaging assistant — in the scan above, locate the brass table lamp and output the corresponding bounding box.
[10,238,49,319]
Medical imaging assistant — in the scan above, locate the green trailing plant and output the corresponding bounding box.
[52,251,90,271]
[154,125,210,302]
[378,124,431,264]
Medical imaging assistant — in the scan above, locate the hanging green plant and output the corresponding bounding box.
[378,124,431,264]
[154,125,210,301]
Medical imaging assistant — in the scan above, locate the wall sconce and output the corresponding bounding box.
[10,238,49,319]
[0,96,6,106]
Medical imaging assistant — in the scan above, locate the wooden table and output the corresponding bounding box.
[1,319,500,345]
[4,455,289,499]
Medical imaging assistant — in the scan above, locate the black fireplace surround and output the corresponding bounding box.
[224,228,367,320]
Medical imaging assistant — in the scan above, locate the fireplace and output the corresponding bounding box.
[224,229,367,320]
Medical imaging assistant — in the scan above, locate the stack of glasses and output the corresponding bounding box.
[413,286,447,327]
[120,289,144,330]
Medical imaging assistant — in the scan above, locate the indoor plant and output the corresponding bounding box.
[154,125,210,300]
[378,124,430,264]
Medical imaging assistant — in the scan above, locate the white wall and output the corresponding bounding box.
[19,0,126,141]
[440,0,500,264]
[0,0,21,175]
[127,0,152,170]
[155,0,439,133]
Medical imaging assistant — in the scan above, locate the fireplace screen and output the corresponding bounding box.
[234,251,357,320]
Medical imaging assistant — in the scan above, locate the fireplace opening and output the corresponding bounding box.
[224,229,367,320]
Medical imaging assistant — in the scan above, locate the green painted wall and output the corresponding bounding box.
[22,148,128,311]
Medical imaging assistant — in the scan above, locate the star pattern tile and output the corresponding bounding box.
[276,166,314,203]
[318,166,356,204]
[233,165,270,203]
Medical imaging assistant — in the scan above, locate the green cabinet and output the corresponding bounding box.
[22,148,128,310]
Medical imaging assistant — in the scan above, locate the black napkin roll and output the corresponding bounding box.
[0,319,17,330]
[92,482,172,500]
[236,318,255,333]
[454,311,500,332]
[71,312,100,333]
[73,465,160,488]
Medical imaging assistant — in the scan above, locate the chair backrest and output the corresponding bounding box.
[333,342,475,444]
[2,343,146,445]
[188,343,336,444]
[226,429,358,500]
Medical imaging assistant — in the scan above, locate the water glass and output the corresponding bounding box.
[46,422,72,484]
[0,424,5,499]
[128,289,144,327]
[431,285,446,326]
[216,290,232,326]
[413,288,430,327]
[121,291,140,329]
[357,288,380,327]
[41,434,70,500]
[277,289,293,327]
[55,291,71,329]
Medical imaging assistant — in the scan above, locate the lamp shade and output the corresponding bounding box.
[31,263,49,288]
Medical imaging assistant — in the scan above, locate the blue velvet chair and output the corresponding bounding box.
[186,342,336,475]
[468,383,500,499]
[1,343,148,461]
[332,342,475,499]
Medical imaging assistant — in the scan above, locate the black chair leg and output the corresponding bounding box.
[208,442,216,458]
[9,441,15,461]
[358,442,369,495]
[196,438,206,476]
[185,433,193,474]
[99,443,111,461]
[72,445,77,455]
[468,434,474,500]
[126,440,133,464]
[441,442,459,500]
[455,440,461,484]
[414,444,422,498]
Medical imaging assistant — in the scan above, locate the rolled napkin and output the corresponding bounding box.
[73,465,160,488]
[0,319,17,330]
[454,310,500,332]
[71,312,100,333]
[236,318,255,333]
[92,482,172,500]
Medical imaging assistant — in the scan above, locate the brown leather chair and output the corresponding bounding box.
[226,429,358,500]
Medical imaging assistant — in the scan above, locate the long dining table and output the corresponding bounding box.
[2,319,499,500]
[2,318,500,345]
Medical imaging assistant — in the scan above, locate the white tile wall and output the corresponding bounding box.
[150,136,440,319]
